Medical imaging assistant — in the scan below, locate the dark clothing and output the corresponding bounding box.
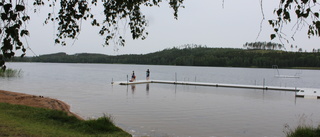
[132,72,135,79]
[146,70,150,77]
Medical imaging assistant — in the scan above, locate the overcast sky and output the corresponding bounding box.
[22,0,320,56]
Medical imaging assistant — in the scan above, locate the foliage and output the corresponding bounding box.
[0,102,131,136]
[270,0,320,41]
[0,0,29,60]
[0,68,22,77]
[243,41,285,50]
[11,45,320,68]
[0,0,31,72]
[285,125,320,137]
[0,0,184,70]
[50,0,183,46]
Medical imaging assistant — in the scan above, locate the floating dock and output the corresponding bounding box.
[296,88,320,99]
[113,80,320,99]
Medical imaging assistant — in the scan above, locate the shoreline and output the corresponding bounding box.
[6,62,320,70]
[0,90,83,120]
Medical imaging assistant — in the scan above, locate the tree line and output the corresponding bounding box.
[10,46,320,68]
[243,42,284,50]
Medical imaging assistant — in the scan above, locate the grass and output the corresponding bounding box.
[285,125,320,137]
[0,103,131,137]
[0,68,22,77]
[287,67,320,70]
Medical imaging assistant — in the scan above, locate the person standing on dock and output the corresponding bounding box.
[131,71,136,82]
[146,69,150,80]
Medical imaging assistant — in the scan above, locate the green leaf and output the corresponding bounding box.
[10,13,17,20]
[22,16,30,21]
[55,39,60,44]
[4,4,12,13]
[1,13,8,21]
[270,34,276,40]
[315,21,320,28]
[15,5,25,12]
[284,11,290,20]
[296,9,301,18]
[20,30,29,37]
[268,20,273,25]
[277,9,282,16]
[17,41,22,46]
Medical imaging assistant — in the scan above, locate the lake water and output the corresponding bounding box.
[1,62,320,137]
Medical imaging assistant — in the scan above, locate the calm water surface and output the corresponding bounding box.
[1,62,320,137]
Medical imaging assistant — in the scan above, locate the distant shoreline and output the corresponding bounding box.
[9,47,320,69]
[7,61,320,70]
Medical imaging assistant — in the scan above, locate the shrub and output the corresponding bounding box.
[285,125,320,137]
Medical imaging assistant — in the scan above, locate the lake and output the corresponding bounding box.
[1,62,320,137]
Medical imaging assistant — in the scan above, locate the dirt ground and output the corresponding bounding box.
[0,90,83,120]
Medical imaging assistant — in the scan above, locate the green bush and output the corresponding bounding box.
[285,125,320,137]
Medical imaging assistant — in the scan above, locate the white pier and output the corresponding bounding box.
[113,80,320,99]
[296,88,320,99]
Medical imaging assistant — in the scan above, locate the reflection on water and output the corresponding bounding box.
[119,84,320,137]
[146,83,149,95]
[131,84,136,93]
[128,84,150,96]
[1,63,320,137]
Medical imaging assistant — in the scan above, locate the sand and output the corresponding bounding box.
[0,90,83,120]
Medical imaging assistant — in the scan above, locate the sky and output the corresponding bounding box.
[21,0,320,56]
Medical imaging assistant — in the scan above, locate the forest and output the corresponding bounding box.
[10,45,320,68]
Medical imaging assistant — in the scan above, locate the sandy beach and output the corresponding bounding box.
[0,90,83,120]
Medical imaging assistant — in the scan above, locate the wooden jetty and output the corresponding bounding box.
[113,80,320,99]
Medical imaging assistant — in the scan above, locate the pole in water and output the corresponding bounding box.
[175,72,177,82]
[127,75,128,84]
[263,78,265,89]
